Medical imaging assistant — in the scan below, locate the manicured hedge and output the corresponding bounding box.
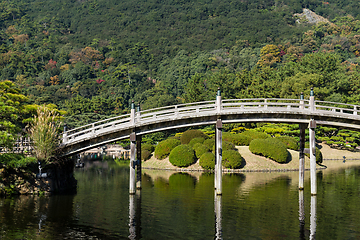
[141,149,152,161]
[189,137,205,147]
[180,129,208,144]
[275,136,299,150]
[242,130,270,140]
[223,132,252,146]
[249,138,289,163]
[169,145,196,167]
[193,143,210,158]
[142,143,155,153]
[154,138,181,160]
[304,144,323,164]
[203,138,215,150]
[212,141,236,153]
[199,152,215,170]
[222,150,243,169]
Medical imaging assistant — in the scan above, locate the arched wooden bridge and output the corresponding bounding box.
[62,97,360,156]
[60,91,360,195]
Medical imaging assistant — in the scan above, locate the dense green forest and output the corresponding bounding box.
[1,0,360,133]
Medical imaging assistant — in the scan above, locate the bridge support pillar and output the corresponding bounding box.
[309,119,317,195]
[136,135,142,190]
[299,124,306,190]
[130,132,136,194]
[215,119,222,195]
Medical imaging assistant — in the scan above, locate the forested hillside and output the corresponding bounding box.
[1,0,360,129]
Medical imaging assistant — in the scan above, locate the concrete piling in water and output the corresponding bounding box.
[215,88,222,195]
[130,101,137,194]
[299,123,306,190]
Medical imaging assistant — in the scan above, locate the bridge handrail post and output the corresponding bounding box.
[354,105,357,115]
[62,123,68,144]
[131,101,136,125]
[136,103,141,122]
[216,88,221,114]
[310,88,315,112]
[264,99,268,109]
[299,92,304,109]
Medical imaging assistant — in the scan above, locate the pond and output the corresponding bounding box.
[1,160,360,239]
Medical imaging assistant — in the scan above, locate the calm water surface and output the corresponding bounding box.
[1,160,360,239]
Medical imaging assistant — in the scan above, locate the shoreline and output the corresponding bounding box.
[142,143,360,172]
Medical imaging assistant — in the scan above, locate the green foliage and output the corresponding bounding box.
[222,150,243,169]
[212,141,236,153]
[0,81,28,149]
[154,138,181,160]
[223,132,252,146]
[199,152,215,170]
[0,153,37,168]
[142,143,155,153]
[193,143,210,159]
[180,129,208,145]
[275,136,299,150]
[169,145,196,168]
[249,138,289,163]
[141,149,152,161]
[28,105,62,162]
[242,130,270,140]
[203,138,215,150]
[188,137,205,147]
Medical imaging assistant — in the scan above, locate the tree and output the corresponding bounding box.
[0,80,28,149]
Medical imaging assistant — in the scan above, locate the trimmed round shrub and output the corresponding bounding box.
[203,138,215,150]
[223,132,252,146]
[249,138,289,163]
[189,137,205,147]
[304,145,323,164]
[180,129,208,144]
[142,143,155,153]
[141,149,151,161]
[222,150,243,169]
[275,136,299,150]
[199,152,215,170]
[242,130,270,140]
[154,138,181,160]
[212,141,236,153]
[169,145,196,167]
[193,143,210,158]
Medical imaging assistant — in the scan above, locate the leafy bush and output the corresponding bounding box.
[141,149,152,161]
[222,150,243,169]
[169,145,196,167]
[249,138,289,163]
[142,143,155,153]
[203,138,215,150]
[193,143,210,158]
[199,152,215,170]
[0,153,37,168]
[275,136,299,150]
[188,137,205,147]
[154,138,181,160]
[223,132,252,146]
[212,141,236,153]
[304,145,323,164]
[242,130,270,140]
[180,129,208,144]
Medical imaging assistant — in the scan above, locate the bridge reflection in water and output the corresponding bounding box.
[127,189,317,240]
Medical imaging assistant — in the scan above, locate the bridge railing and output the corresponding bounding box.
[315,101,359,115]
[222,98,310,110]
[65,113,132,143]
[63,98,360,145]
[137,100,216,123]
